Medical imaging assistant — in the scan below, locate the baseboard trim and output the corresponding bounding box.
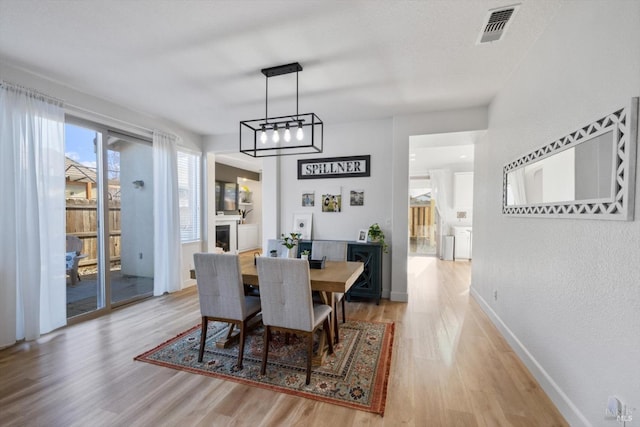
[389,291,408,302]
[469,287,590,427]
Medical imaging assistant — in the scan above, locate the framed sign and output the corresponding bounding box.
[298,155,370,179]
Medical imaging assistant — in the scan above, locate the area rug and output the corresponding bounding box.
[134,319,394,415]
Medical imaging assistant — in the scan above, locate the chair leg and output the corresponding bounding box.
[198,317,208,362]
[237,321,246,370]
[261,326,270,376]
[341,298,346,323]
[323,317,334,355]
[306,331,313,385]
[225,323,236,340]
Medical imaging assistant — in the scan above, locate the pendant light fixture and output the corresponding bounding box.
[240,62,323,157]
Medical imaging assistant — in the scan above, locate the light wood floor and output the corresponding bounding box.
[0,256,567,426]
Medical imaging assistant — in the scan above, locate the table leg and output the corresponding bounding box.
[312,291,335,366]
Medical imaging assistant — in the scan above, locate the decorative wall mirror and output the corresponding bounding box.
[503,98,637,220]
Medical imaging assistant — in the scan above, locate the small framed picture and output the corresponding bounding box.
[350,190,364,206]
[293,212,313,240]
[357,229,368,243]
[322,193,341,212]
[301,191,315,207]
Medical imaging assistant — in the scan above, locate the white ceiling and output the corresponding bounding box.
[409,130,482,176]
[0,0,562,139]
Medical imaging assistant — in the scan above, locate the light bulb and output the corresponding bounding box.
[296,122,304,141]
[260,125,267,144]
[284,123,291,142]
[272,124,280,143]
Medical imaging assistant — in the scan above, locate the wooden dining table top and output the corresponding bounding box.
[190,257,364,294]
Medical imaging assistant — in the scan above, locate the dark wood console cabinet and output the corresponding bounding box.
[298,240,382,305]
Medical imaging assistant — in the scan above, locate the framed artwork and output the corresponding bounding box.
[350,190,364,206]
[356,229,368,243]
[321,193,341,212]
[301,191,315,207]
[292,212,312,240]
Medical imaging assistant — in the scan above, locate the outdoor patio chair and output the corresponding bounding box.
[66,235,87,287]
[257,257,333,385]
[193,252,261,369]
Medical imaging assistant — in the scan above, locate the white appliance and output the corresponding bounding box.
[442,235,454,261]
[454,226,472,260]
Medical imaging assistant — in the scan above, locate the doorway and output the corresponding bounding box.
[408,131,479,258]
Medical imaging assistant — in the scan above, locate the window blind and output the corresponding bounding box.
[177,151,201,242]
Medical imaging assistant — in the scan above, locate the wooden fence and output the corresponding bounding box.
[66,199,121,267]
[409,205,432,238]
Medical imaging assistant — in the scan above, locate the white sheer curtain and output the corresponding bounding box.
[0,81,66,348]
[152,130,182,295]
[429,169,453,220]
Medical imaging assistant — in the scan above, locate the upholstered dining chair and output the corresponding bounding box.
[256,257,334,385]
[311,240,348,343]
[266,238,298,258]
[193,252,261,369]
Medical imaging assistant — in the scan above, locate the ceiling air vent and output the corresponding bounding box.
[477,4,520,44]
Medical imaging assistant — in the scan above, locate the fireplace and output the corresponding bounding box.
[216,224,230,252]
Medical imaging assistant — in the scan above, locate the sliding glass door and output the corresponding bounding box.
[64,120,153,319]
[65,122,104,317]
[107,132,154,305]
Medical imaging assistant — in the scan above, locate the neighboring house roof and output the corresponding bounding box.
[65,157,96,183]
[411,193,431,205]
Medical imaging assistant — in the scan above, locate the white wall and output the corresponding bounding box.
[278,118,394,297]
[120,141,154,277]
[471,2,640,425]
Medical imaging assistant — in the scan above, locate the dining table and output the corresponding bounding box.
[190,256,364,364]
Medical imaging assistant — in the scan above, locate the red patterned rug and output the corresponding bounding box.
[135,319,394,416]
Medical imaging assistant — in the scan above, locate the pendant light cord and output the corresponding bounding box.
[265,75,268,124]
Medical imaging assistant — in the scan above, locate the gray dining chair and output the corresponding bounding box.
[311,241,348,343]
[266,238,292,257]
[256,257,333,385]
[193,252,261,369]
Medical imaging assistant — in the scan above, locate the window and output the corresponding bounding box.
[177,151,201,242]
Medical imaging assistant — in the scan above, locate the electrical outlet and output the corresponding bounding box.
[493,290,498,301]
[139,252,143,260]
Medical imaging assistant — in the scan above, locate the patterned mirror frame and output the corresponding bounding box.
[502,98,638,220]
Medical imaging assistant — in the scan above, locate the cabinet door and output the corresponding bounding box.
[346,243,382,304]
[238,224,259,251]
